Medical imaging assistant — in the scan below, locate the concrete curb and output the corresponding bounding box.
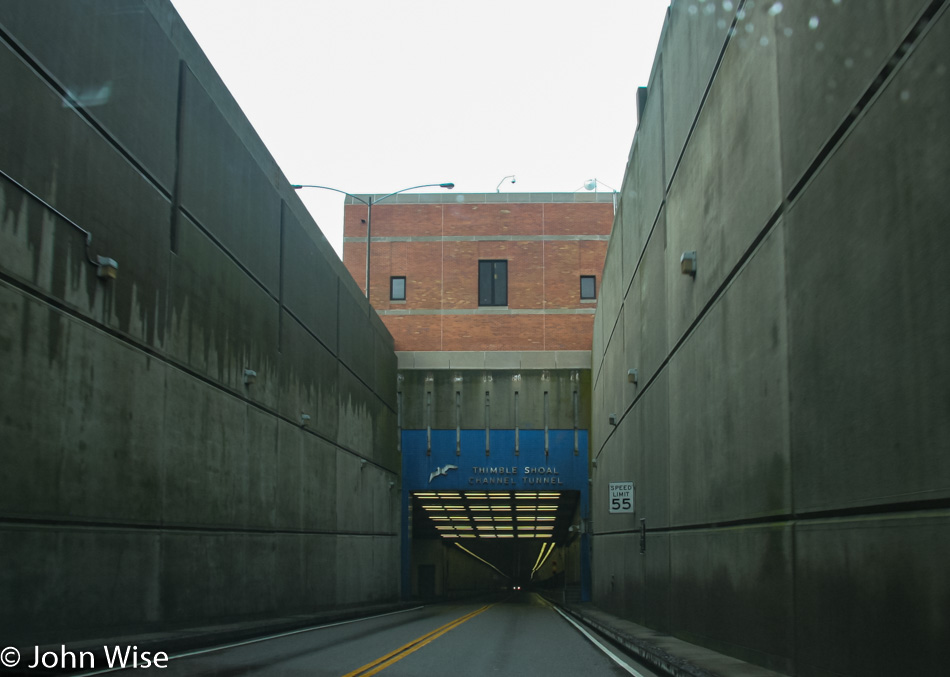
[557,604,718,677]
[548,599,787,677]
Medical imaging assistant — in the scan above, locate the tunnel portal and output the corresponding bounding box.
[401,429,591,599]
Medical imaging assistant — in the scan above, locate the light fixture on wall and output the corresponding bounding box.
[300,413,311,427]
[243,369,257,385]
[360,459,367,470]
[627,368,639,384]
[96,255,119,279]
[681,251,697,277]
[608,414,618,426]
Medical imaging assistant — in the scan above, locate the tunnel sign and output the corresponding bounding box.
[609,482,634,513]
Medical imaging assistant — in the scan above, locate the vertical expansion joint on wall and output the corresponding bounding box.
[454,373,463,455]
[573,389,579,456]
[544,391,550,457]
[397,390,403,454]
[455,390,461,455]
[484,391,490,456]
[277,204,286,354]
[170,60,189,254]
[425,390,432,456]
[514,390,520,456]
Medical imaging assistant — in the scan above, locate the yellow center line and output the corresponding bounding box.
[341,604,494,677]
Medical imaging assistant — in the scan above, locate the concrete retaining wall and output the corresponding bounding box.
[591,1,950,674]
[0,0,399,645]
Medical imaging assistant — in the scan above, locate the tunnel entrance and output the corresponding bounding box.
[400,423,592,601]
[407,490,585,597]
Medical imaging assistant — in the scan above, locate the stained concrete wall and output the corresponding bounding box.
[0,0,399,646]
[411,540,507,598]
[591,1,950,675]
[399,369,591,432]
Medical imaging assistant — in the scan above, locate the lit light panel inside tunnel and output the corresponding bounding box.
[411,491,578,540]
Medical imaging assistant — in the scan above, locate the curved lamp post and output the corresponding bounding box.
[292,182,455,298]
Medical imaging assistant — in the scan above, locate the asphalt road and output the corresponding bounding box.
[97,593,661,677]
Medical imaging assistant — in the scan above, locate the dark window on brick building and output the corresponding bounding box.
[580,275,596,300]
[390,276,406,301]
[478,260,508,306]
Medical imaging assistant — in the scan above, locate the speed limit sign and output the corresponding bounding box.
[608,482,634,513]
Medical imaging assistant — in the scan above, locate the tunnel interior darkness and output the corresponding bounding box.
[410,490,580,584]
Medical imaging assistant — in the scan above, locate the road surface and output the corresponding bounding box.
[85,593,662,677]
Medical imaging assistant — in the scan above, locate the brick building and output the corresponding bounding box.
[342,192,614,361]
[342,191,614,598]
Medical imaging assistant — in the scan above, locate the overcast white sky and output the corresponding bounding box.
[169,0,670,258]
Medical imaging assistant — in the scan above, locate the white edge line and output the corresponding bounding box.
[73,605,426,677]
[552,605,648,677]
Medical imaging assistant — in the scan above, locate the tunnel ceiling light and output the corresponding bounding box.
[497,534,515,538]
[438,493,460,498]
[488,494,508,499]
[460,534,476,538]
[474,517,492,521]
[415,492,436,497]
[516,493,538,498]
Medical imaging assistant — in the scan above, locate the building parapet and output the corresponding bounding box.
[397,351,591,371]
[344,192,616,205]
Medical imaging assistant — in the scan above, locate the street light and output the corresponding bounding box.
[292,182,455,298]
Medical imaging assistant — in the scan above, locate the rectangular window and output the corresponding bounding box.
[390,276,406,301]
[580,275,596,300]
[478,260,508,306]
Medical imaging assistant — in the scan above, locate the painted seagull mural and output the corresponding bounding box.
[428,464,458,483]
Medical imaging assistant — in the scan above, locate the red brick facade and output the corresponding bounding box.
[341,195,613,352]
